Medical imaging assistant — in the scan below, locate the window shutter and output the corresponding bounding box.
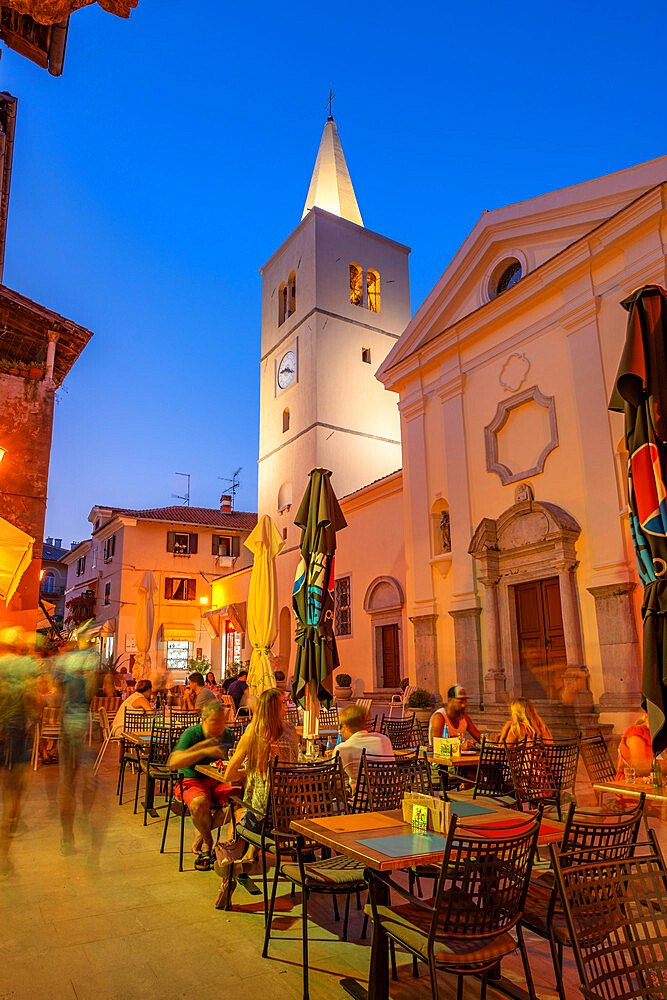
[232,535,240,557]
[212,534,219,555]
[167,531,175,552]
[110,535,115,557]
[187,578,196,601]
[165,578,173,600]
[189,533,198,554]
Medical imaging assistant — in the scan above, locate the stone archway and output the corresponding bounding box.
[469,488,592,711]
[364,576,405,689]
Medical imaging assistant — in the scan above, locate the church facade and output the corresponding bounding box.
[211,118,667,729]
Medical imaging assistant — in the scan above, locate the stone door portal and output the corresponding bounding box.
[515,577,566,700]
[381,623,400,687]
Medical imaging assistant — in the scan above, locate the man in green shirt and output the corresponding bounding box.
[168,700,237,871]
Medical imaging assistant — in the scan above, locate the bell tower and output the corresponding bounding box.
[257,116,411,540]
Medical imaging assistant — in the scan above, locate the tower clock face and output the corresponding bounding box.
[277,350,296,390]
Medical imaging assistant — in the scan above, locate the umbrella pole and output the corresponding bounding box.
[304,679,320,757]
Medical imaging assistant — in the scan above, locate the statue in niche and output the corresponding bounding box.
[440,510,451,553]
[514,482,534,504]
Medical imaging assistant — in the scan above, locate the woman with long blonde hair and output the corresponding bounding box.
[524,699,553,741]
[215,687,298,907]
[499,699,539,744]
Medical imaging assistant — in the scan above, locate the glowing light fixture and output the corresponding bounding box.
[199,596,209,606]
[0,446,5,464]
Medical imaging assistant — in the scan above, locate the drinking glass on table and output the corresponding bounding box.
[623,764,636,784]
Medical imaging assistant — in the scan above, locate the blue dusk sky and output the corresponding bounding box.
[1,0,664,547]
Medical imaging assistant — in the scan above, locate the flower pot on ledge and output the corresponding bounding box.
[335,685,352,701]
[29,367,43,380]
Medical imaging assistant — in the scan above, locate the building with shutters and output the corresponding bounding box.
[62,498,256,679]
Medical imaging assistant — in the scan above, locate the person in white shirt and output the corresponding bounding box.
[333,705,394,787]
[111,680,153,735]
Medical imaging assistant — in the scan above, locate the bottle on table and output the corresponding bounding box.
[652,756,663,789]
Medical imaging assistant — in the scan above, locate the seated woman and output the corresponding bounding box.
[214,687,298,907]
[615,711,653,781]
[110,679,153,735]
[205,671,217,689]
[499,699,540,744]
[525,699,553,741]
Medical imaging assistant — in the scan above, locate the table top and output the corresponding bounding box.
[121,731,152,744]
[196,763,228,781]
[291,797,564,872]
[593,779,667,802]
[295,726,339,738]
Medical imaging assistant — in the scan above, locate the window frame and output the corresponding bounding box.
[166,640,192,671]
[165,577,197,601]
[334,574,352,638]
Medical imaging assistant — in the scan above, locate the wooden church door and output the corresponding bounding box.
[515,577,567,701]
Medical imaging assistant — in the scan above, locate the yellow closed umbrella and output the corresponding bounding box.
[245,514,285,697]
[0,516,34,607]
[134,569,157,679]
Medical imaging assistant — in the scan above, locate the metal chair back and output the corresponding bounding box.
[380,712,417,750]
[318,705,340,728]
[123,710,152,733]
[472,735,516,801]
[352,748,428,813]
[579,731,615,786]
[505,739,559,810]
[285,707,301,727]
[537,739,580,799]
[268,757,348,848]
[431,812,542,939]
[560,795,646,863]
[551,839,667,1000]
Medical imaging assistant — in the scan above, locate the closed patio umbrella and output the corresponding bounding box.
[291,469,347,735]
[134,569,156,680]
[0,516,33,607]
[609,283,667,754]
[245,514,284,697]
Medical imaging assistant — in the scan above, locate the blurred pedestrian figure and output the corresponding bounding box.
[0,628,37,875]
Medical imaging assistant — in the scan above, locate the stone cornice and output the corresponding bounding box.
[397,394,426,423]
[340,469,403,514]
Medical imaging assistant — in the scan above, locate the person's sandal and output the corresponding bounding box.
[194,850,212,871]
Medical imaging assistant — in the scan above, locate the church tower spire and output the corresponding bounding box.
[301,116,363,227]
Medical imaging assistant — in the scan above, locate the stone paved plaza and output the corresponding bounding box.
[2,753,664,1000]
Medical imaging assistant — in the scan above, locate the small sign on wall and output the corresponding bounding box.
[125,634,137,653]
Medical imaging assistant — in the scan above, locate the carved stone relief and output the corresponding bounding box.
[485,386,558,485]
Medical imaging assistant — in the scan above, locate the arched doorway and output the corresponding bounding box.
[364,576,405,689]
[469,488,592,710]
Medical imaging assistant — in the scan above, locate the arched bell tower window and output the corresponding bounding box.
[350,263,363,307]
[282,407,290,433]
[278,482,292,513]
[287,271,296,316]
[278,281,287,326]
[367,268,380,313]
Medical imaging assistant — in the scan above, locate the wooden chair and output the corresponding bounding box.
[88,695,121,745]
[551,831,667,1000]
[217,693,235,722]
[522,795,647,1000]
[32,707,61,770]
[365,811,542,1000]
[579,731,615,804]
[262,757,366,1000]
[355,697,372,718]
[380,713,417,750]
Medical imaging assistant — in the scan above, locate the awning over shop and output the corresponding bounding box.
[203,603,246,633]
[162,623,196,642]
[87,618,115,638]
[202,616,218,639]
[36,599,56,630]
[0,516,34,606]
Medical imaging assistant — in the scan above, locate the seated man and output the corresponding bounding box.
[333,705,393,787]
[167,700,237,871]
[228,669,249,712]
[429,684,482,745]
[184,671,217,712]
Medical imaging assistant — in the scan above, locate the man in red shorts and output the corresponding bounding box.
[168,700,237,871]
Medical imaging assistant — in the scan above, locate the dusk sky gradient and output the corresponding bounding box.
[1,0,664,546]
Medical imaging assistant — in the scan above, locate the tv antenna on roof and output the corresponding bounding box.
[172,472,191,506]
[218,467,241,511]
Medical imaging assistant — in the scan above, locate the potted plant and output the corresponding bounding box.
[334,671,353,700]
[406,687,435,727]
[28,363,44,380]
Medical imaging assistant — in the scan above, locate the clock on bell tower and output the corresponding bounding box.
[257,115,411,530]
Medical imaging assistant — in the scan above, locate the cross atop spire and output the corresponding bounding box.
[326,87,335,120]
[301,116,363,226]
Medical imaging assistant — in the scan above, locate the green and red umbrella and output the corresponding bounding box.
[291,469,347,717]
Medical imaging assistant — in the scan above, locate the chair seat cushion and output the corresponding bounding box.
[365,900,516,967]
[281,854,366,887]
[239,826,273,850]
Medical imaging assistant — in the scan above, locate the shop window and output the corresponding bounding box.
[167,640,191,670]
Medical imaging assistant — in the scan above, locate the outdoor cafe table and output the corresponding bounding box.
[291,798,564,1000]
[593,778,667,803]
